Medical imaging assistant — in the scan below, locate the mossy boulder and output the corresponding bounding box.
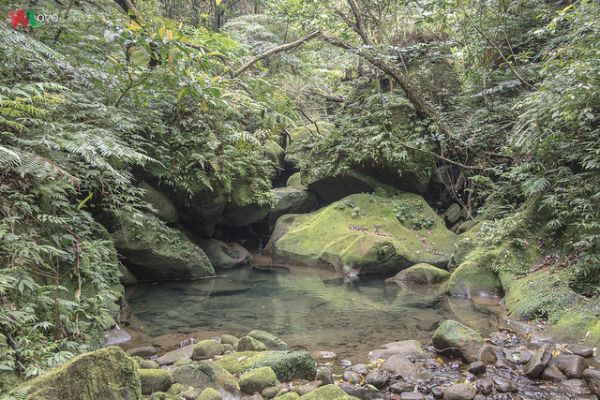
[198,239,251,269]
[432,320,484,363]
[10,347,141,400]
[176,185,229,237]
[239,367,277,394]
[139,369,173,394]
[502,269,600,346]
[148,392,179,400]
[272,193,457,274]
[303,171,394,204]
[192,340,223,360]
[215,351,316,381]
[265,188,317,230]
[266,140,286,171]
[172,360,238,392]
[274,393,300,400]
[248,330,289,351]
[286,173,304,189]
[110,211,214,281]
[447,257,503,298]
[221,334,240,349]
[298,384,358,400]
[197,387,222,400]
[385,263,450,285]
[139,181,178,224]
[238,336,267,351]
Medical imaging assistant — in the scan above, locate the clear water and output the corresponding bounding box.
[126,265,504,360]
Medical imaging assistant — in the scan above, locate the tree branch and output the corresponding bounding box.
[231,30,322,78]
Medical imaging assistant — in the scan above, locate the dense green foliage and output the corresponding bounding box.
[0,0,598,387]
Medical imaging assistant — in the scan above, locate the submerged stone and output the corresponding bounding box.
[385,263,450,285]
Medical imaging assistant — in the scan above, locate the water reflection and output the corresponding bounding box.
[126,265,504,359]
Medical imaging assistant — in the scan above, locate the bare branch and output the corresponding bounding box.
[231,30,322,78]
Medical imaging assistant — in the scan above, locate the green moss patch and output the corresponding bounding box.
[215,351,316,381]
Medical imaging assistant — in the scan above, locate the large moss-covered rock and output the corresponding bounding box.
[139,182,178,224]
[265,188,317,230]
[447,257,503,298]
[110,211,214,281]
[298,384,358,400]
[10,347,141,400]
[272,193,457,274]
[239,367,277,394]
[215,351,316,381]
[172,360,238,392]
[238,336,267,352]
[432,320,484,363]
[502,270,600,346]
[139,369,173,394]
[304,171,393,204]
[192,340,224,360]
[198,239,251,269]
[248,330,289,351]
[385,263,450,285]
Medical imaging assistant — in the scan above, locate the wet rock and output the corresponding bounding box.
[192,339,224,360]
[385,263,450,285]
[199,239,251,269]
[442,383,476,400]
[239,367,278,394]
[365,369,391,389]
[492,377,515,393]
[262,386,280,399]
[389,382,415,394]
[338,382,376,399]
[400,392,425,400]
[541,364,566,382]
[239,336,268,352]
[248,330,289,351]
[316,367,334,385]
[550,354,587,378]
[127,345,157,358]
[432,320,484,363]
[502,347,531,365]
[562,378,592,396]
[583,368,600,395]
[157,344,195,365]
[349,364,369,375]
[569,345,595,358]
[139,369,173,394]
[523,345,552,379]
[430,386,444,398]
[293,383,318,396]
[343,371,362,384]
[197,388,222,400]
[467,361,485,374]
[382,355,419,381]
[172,360,238,392]
[475,377,493,395]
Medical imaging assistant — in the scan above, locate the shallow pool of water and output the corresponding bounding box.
[126,265,505,360]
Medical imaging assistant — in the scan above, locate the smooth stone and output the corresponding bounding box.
[467,361,485,374]
[197,387,223,400]
[442,383,476,400]
[316,367,334,385]
[127,346,157,358]
[138,359,160,369]
[139,369,173,395]
[365,369,390,389]
[492,377,515,393]
[523,345,552,379]
[157,344,195,365]
[349,364,369,375]
[389,382,415,394]
[432,320,484,363]
[293,383,317,396]
[502,347,531,365]
[104,327,132,345]
[192,340,224,360]
[382,355,419,381]
[583,368,600,395]
[338,382,376,399]
[570,345,595,358]
[431,386,444,398]
[400,393,425,400]
[551,354,587,378]
[542,364,566,382]
[262,386,280,399]
[238,336,268,352]
[369,340,427,361]
[343,371,361,384]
